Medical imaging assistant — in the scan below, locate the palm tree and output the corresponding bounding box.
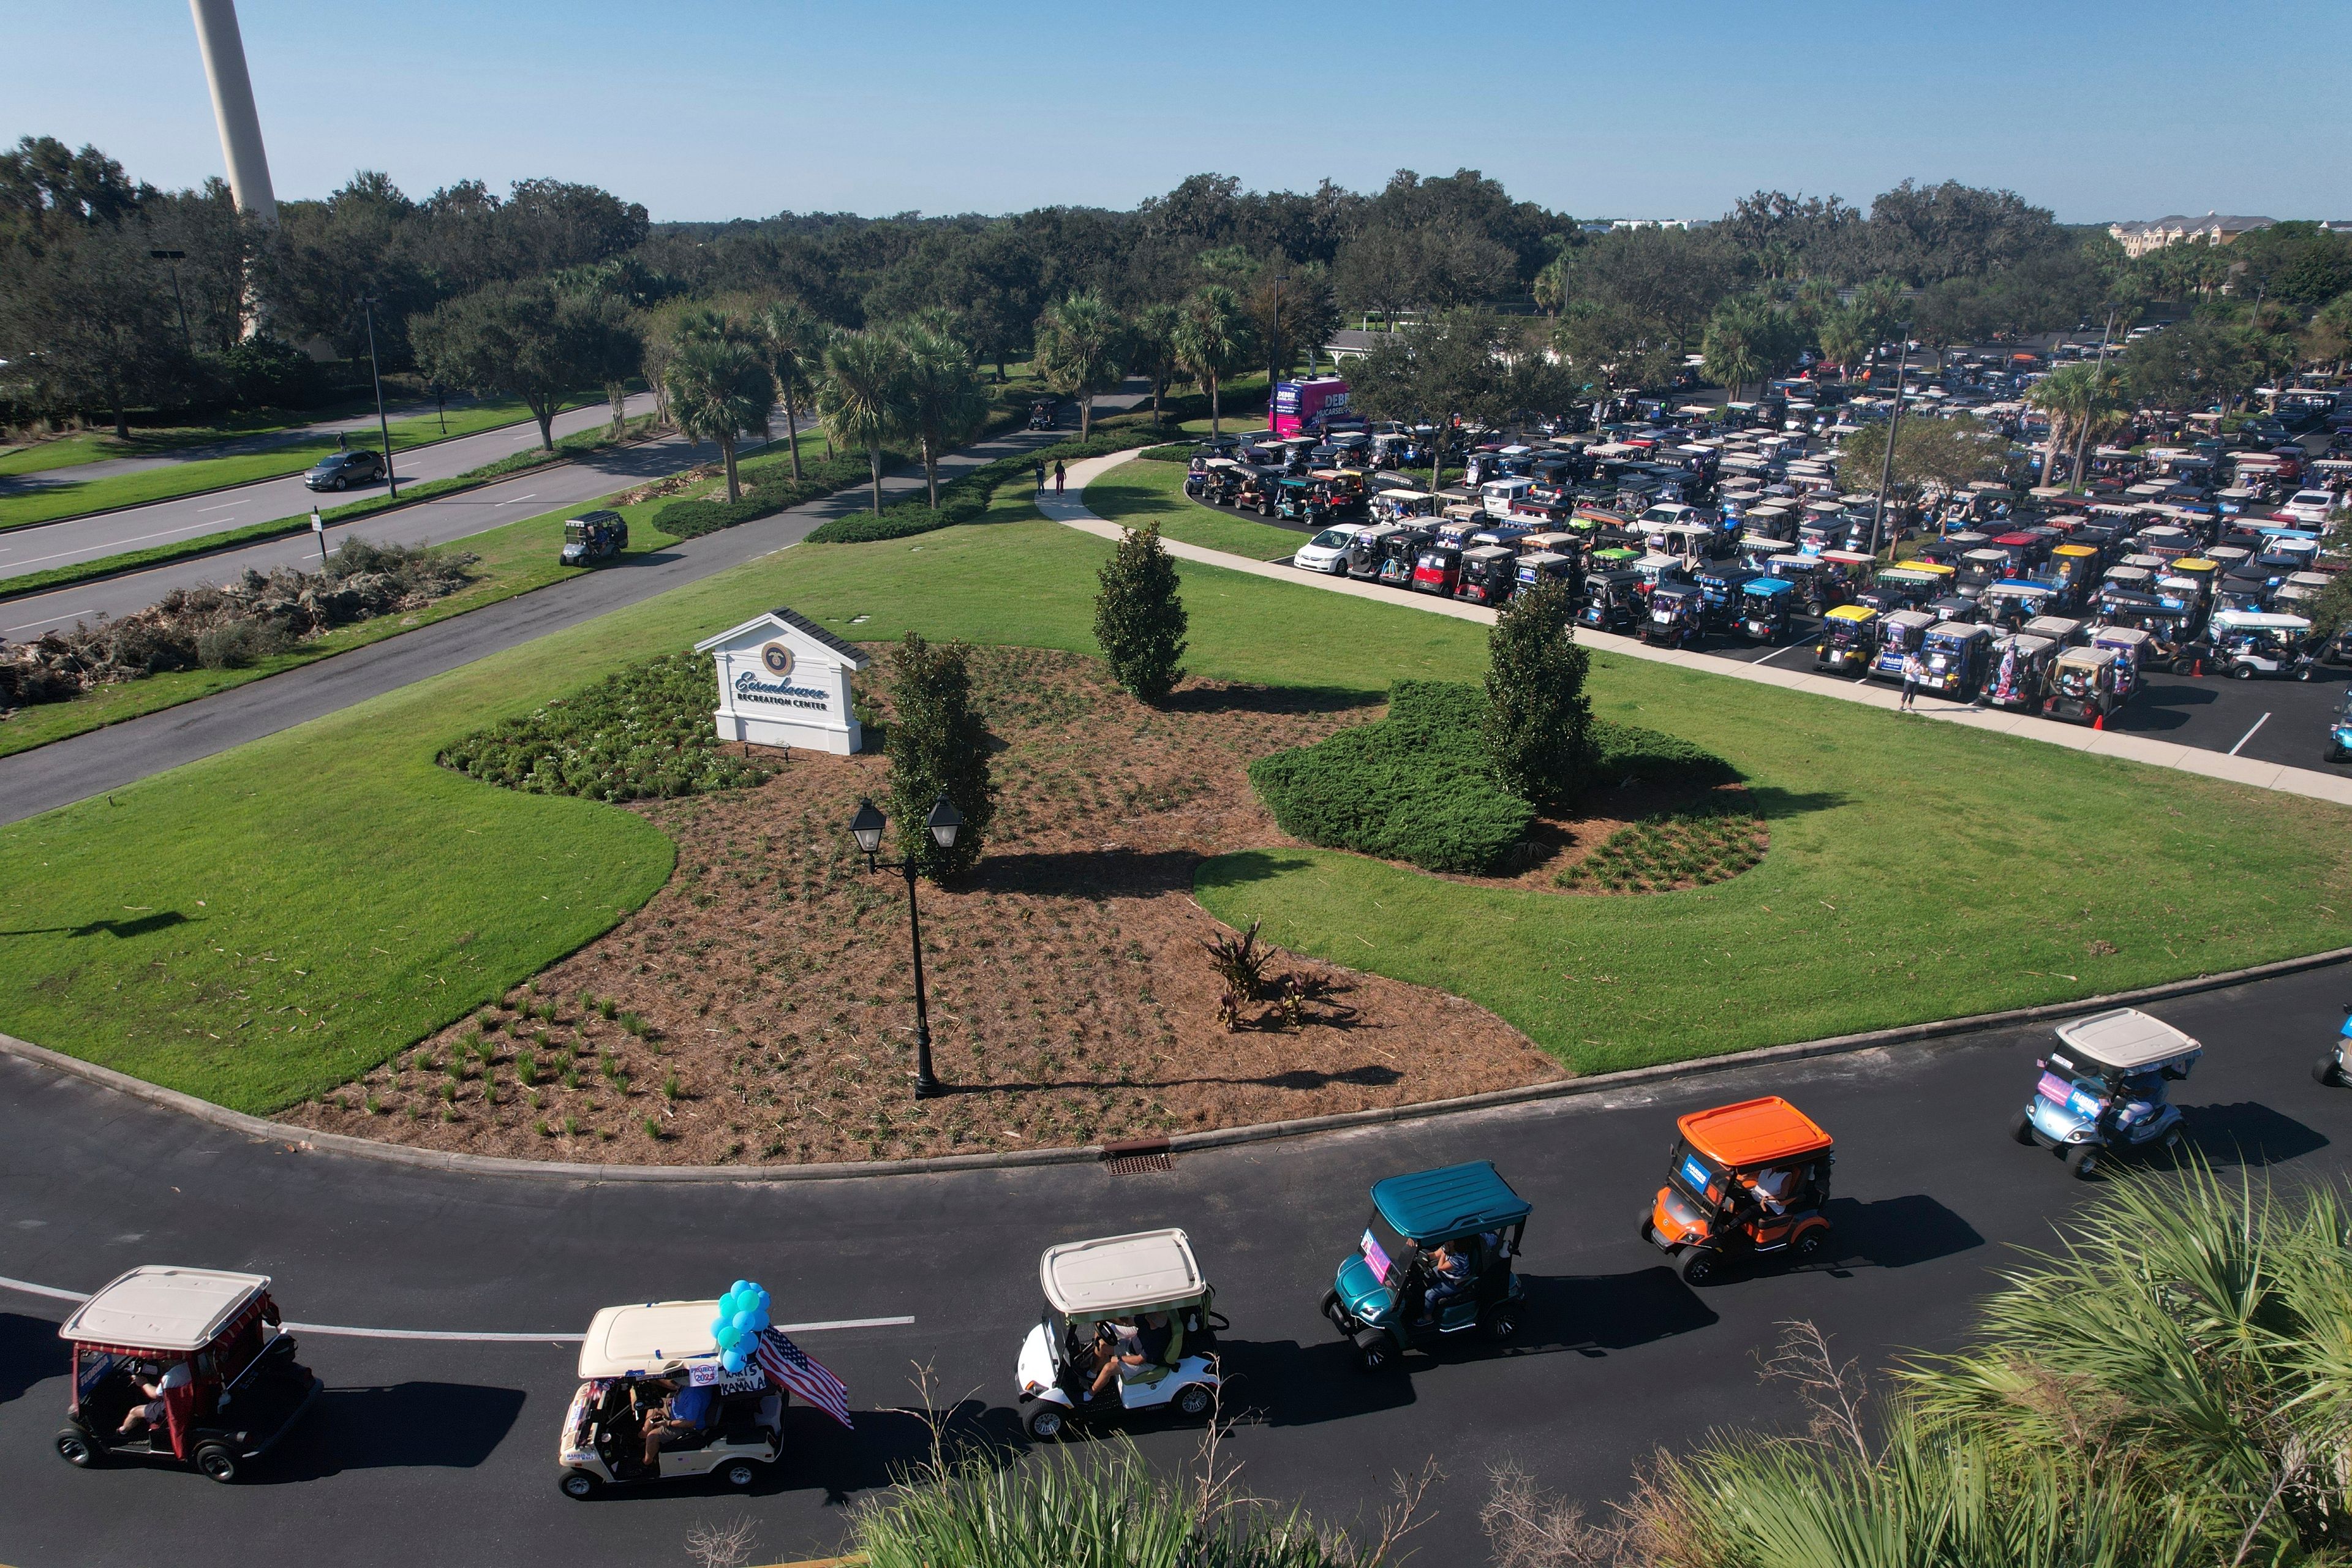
[1126,301,1185,426]
[663,336,772,503]
[2029,363,2132,492]
[1032,292,1127,439]
[1702,298,1767,403]
[820,329,914,514]
[1172,285,1252,439]
[1816,305,1874,382]
[896,325,988,508]
[755,300,827,483]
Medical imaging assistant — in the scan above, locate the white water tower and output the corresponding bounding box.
[188,0,277,227]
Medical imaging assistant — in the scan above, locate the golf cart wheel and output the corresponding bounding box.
[1675,1246,1722,1287]
[2065,1144,2100,1181]
[2316,1053,2343,1087]
[2174,658,2196,675]
[2233,664,2254,680]
[1480,1306,1520,1342]
[1174,1382,1215,1421]
[194,1442,239,1484]
[1352,1328,1393,1374]
[1023,1404,1068,1442]
[560,1468,603,1499]
[2299,665,2315,682]
[54,1426,99,1468]
[723,1460,760,1489]
[2162,1128,2186,1154]
[2010,1109,2037,1145]
[1792,1226,1830,1262]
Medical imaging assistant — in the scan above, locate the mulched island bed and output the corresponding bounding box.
[281,647,1566,1166]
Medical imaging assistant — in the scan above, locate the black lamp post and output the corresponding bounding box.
[850,793,963,1100]
[149,249,192,355]
[358,296,399,499]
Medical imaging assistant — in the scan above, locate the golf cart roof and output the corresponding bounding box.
[1677,1096,1833,1168]
[2056,645,2120,669]
[2211,610,2313,631]
[1370,1162,1530,1242]
[1040,1229,1206,1317]
[2053,1008,2201,1072]
[1995,633,2057,655]
[61,1267,272,1353]
[1825,603,1877,622]
[578,1299,725,1379]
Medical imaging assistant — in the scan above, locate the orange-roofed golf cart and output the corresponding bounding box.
[1642,1098,1836,1286]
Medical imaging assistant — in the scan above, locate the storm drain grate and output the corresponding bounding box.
[1101,1137,1174,1175]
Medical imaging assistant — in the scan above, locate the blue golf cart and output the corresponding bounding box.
[2011,1008,2201,1180]
[1321,1162,1529,1373]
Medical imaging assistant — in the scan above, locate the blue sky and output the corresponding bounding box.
[12,1,2348,225]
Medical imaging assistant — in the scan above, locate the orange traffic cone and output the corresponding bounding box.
[2092,712,2105,731]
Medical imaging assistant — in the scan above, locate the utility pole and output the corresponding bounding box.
[361,297,398,499]
[149,250,193,355]
[1866,323,1913,560]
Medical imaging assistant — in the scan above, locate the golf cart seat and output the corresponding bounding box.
[718,1390,782,1444]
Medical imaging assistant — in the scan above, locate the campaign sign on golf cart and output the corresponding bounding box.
[693,606,871,755]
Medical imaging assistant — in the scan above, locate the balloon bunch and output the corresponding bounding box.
[710,1280,772,1376]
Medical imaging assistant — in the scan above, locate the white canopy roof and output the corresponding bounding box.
[577,1299,723,1379]
[61,1266,270,1352]
[2055,1008,2201,1071]
[1040,1229,1205,1317]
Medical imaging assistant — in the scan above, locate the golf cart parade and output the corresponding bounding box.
[1181,360,2350,759]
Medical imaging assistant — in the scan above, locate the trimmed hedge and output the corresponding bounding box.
[1248,681,1739,876]
[804,428,1164,546]
[1139,443,1194,462]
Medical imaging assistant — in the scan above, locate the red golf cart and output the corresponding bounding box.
[53,1266,320,1483]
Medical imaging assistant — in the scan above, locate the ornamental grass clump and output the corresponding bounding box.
[434,651,779,802]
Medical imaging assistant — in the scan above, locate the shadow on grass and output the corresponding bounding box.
[1159,684,1385,718]
[1742,786,1853,822]
[0,910,192,940]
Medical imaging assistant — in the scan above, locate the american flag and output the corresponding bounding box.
[753,1327,853,1430]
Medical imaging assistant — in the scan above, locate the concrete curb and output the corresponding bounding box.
[6,944,2345,1186]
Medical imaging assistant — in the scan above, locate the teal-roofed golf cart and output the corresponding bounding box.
[1321,1163,1529,1373]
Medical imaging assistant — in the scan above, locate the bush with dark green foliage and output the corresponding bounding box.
[1556,804,1765,892]
[1138,442,1194,461]
[1250,680,1739,876]
[1093,523,1188,703]
[435,652,779,802]
[1482,576,1592,805]
[884,633,996,880]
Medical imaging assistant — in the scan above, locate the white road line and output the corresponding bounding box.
[195,499,245,512]
[5,607,92,634]
[2229,712,2272,756]
[6,516,266,572]
[0,1275,912,1340]
[493,493,539,508]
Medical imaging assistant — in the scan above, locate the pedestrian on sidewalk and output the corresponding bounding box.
[1899,649,1923,710]
[1053,459,1066,497]
[1033,458,1046,496]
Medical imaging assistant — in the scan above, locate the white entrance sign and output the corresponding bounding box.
[693,606,871,755]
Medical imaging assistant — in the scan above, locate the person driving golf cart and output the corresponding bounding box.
[2011,1008,2201,1180]
[1016,1229,1223,1442]
[1642,1096,1835,1286]
[1321,1161,1529,1373]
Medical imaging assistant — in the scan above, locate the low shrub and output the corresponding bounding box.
[1556,802,1766,893]
[435,651,781,802]
[1248,682,1740,876]
[1138,442,1194,461]
[805,428,1164,545]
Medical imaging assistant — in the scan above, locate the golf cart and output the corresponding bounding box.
[1917,621,1994,701]
[1455,543,1518,606]
[2315,1003,2352,1085]
[2011,1008,2202,1179]
[2205,610,2315,680]
[1815,603,1880,672]
[2044,644,2123,724]
[1581,568,1643,631]
[1983,632,2058,711]
[1642,1097,1835,1286]
[1322,1162,1529,1373]
[1868,609,1937,682]
[54,1267,320,1483]
[1028,399,1058,431]
[557,1298,788,1498]
[1738,574,1796,641]
[1643,579,1706,647]
[1017,1229,1223,1441]
[560,509,629,567]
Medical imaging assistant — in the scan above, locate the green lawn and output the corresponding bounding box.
[4,489,2349,1113]
[0,398,549,530]
[1087,456,1313,559]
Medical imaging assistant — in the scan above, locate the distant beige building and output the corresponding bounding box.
[2108,212,2274,257]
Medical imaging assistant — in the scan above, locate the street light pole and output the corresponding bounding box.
[849,795,965,1101]
[360,296,398,499]
[1867,323,1913,560]
[149,250,192,355]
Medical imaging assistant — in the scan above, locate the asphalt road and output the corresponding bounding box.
[0,418,1087,826]
[1,962,2345,1567]
[0,394,663,592]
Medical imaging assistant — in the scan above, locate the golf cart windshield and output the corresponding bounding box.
[1665,1138,1726,1208]
[1359,1209,1413,1287]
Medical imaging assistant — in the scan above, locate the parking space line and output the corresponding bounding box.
[1751,642,1804,667]
[0,1275,912,1340]
[2229,713,2272,756]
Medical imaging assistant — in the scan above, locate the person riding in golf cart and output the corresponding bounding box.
[557,1295,792,1498]
[2011,1008,2201,1180]
[53,1267,321,1483]
[1017,1229,1223,1441]
[1642,1097,1835,1286]
[1322,1161,1529,1373]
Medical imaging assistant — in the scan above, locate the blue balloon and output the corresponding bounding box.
[710,1317,729,1339]
[733,1309,755,1333]
[715,1324,741,1350]
[731,1280,753,1298]
[721,1349,746,1374]
[755,1289,772,1311]
[750,1308,771,1332]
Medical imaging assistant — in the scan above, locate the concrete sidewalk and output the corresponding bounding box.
[1040,449,2352,810]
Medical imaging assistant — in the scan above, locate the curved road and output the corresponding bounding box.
[2,962,2344,1567]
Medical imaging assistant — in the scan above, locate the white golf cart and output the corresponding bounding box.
[1016,1229,1223,1441]
[556,1299,785,1498]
